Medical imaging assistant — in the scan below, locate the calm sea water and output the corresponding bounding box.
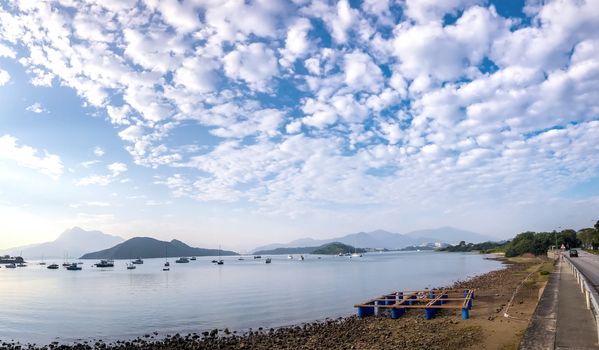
[0,251,502,344]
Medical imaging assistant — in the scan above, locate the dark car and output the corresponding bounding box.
[570,249,579,257]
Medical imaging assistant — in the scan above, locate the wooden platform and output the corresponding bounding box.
[354,289,475,320]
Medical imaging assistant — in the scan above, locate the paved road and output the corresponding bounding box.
[566,250,599,293]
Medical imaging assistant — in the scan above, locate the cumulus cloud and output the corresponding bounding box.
[93,146,105,157]
[75,162,128,186]
[0,69,9,86]
[1,0,599,232]
[0,135,63,179]
[224,42,279,91]
[26,102,46,114]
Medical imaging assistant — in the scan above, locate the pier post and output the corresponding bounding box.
[425,308,435,320]
[461,308,469,320]
[390,308,404,319]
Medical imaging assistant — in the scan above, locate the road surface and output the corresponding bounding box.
[566,249,599,293]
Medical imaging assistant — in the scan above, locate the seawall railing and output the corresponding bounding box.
[563,254,599,342]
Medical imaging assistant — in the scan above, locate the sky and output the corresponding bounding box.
[0,0,598,252]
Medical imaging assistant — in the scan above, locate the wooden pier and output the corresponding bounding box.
[354,289,475,320]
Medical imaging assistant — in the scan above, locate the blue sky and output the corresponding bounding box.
[0,0,598,251]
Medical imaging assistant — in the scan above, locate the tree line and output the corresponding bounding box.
[439,220,599,257]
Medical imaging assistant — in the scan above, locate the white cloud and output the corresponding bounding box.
[76,162,128,186]
[280,18,313,67]
[223,42,279,91]
[0,135,63,179]
[0,69,9,86]
[0,43,16,58]
[26,102,46,114]
[1,0,599,237]
[93,146,105,157]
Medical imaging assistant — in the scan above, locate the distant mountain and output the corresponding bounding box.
[252,227,496,252]
[404,227,495,245]
[80,237,239,259]
[0,227,124,259]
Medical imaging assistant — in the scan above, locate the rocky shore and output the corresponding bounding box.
[1,257,545,350]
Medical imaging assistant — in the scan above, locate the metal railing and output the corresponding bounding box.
[563,254,599,342]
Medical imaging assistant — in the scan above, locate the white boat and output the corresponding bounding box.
[66,263,82,271]
[164,243,170,268]
[351,253,362,258]
[300,255,305,261]
[265,258,272,264]
[126,263,136,270]
[5,263,16,268]
[288,255,293,259]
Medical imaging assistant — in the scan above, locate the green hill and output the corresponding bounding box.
[80,237,238,259]
[253,246,318,255]
[312,242,366,255]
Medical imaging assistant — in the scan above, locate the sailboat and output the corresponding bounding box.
[62,252,70,267]
[217,245,224,265]
[163,242,170,271]
[39,255,46,265]
[351,238,362,258]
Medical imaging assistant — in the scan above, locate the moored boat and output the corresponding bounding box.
[190,256,196,261]
[132,258,144,264]
[47,264,59,269]
[5,263,16,268]
[95,259,114,268]
[175,257,189,263]
[265,258,272,264]
[126,263,136,270]
[66,263,82,271]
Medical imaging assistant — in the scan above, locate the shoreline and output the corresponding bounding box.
[1,256,547,350]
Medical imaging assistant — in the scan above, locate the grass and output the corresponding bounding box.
[584,249,599,255]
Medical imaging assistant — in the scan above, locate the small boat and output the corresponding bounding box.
[77,262,84,265]
[190,257,196,261]
[238,257,245,260]
[47,264,59,269]
[253,255,261,259]
[66,263,82,271]
[265,258,272,264]
[351,253,362,258]
[126,263,136,270]
[17,263,27,267]
[175,257,190,263]
[132,258,144,264]
[164,242,170,268]
[62,263,71,267]
[211,260,218,263]
[217,260,224,265]
[337,253,343,257]
[300,255,305,261]
[95,260,114,268]
[288,255,293,259]
[5,263,16,268]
